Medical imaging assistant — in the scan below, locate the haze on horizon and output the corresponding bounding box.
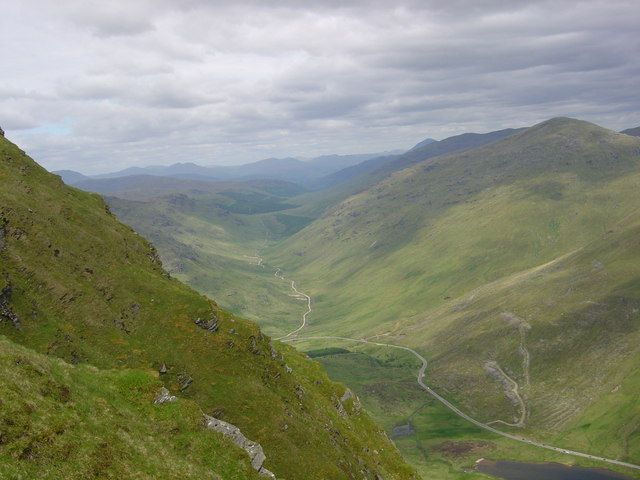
[1,0,639,174]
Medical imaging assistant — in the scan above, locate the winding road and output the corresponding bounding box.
[272,270,640,472]
[273,269,312,340]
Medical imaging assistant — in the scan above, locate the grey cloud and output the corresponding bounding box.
[0,0,639,173]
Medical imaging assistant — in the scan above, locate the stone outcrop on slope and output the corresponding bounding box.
[203,414,276,478]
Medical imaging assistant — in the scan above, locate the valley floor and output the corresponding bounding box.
[235,251,640,479]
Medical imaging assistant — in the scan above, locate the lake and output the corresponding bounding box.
[476,459,635,480]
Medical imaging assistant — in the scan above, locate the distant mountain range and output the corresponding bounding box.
[55,151,401,187]
[621,126,640,136]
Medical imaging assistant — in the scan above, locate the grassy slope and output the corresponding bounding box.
[269,118,640,334]
[0,335,263,480]
[0,136,416,480]
[265,119,640,466]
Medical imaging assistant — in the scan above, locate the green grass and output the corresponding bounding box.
[0,136,417,479]
[0,336,263,480]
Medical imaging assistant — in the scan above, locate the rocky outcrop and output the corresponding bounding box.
[194,311,218,332]
[153,387,176,404]
[0,284,20,329]
[0,126,4,137]
[338,388,362,416]
[203,415,275,478]
[177,372,193,391]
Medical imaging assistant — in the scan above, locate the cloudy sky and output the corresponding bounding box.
[1,0,639,173]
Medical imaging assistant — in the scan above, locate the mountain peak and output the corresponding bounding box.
[410,137,437,151]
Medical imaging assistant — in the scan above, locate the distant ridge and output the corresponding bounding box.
[56,152,391,187]
[313,127,523,190]
[621,126,640,136]
[54,169,90,185]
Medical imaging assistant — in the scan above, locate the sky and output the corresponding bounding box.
[1,0,639,174]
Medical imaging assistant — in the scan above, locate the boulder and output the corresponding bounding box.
[153,387,176,405]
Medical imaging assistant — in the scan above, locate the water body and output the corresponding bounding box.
[391,422,414,438]
[476,459,634,480]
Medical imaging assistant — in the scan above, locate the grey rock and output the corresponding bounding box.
[177,373,193,391]
[194,312,218,332]
[340,388,354,403]
[260,467,276,478]
[339,388,362,414]
[0,284,20,329]
[159,362,168,374]
[0,126,4,137]
[284,364,292,374]
[153,387,176,405]
[294,384,305,401]
[203,415,275,478]
[248,335,260,354]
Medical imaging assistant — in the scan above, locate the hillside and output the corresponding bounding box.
[266,118,640,469]
[0,135,416,479]
[622,126,640,137]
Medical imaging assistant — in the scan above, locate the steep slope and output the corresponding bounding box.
[0,335,264,480]
[0,135,416,479]
[266,118,640,462]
